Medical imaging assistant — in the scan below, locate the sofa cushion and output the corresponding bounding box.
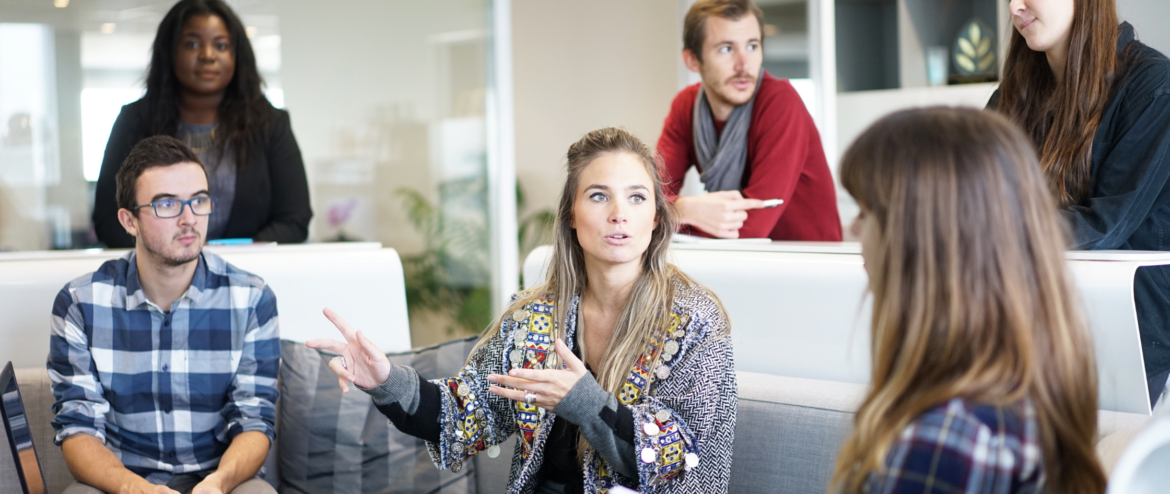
[0,367,76,494]
[278,336,481,494]
[730,372,864,494]
[730,372,1156,493]
[1,366,281,494]
[1096,409,1155,475]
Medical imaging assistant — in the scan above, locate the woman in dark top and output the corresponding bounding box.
[990,0,1170,407]
[309,128,737,494]
[93,0,311,248]
[833,108,1105,494]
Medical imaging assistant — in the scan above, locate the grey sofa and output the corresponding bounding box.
[2,368,1151,493]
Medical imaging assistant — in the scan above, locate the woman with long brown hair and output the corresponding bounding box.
[831,108,1105,493]
[308,127,737,493]
[990,0,1170,407]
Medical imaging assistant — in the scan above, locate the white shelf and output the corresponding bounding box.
[836,82,999,160]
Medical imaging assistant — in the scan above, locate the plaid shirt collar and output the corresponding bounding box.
[123,250,209,310]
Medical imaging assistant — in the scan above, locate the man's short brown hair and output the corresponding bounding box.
[116,135,206,213]
[683,0,765,63]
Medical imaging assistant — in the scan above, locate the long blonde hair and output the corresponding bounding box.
[832,108,1105,493]
[471,127,726,454]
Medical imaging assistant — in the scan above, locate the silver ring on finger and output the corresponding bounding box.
[524,390,536,405]
[332,355,347,370]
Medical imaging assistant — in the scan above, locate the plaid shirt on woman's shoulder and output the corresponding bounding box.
[47,250,279,483]
[867,398,1045,494]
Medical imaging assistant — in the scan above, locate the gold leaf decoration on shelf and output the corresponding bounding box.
[952,18,997,77]
[957,54,976,72]
[978,53,995,71]
[959,38,976,57]
[977,37,991,57]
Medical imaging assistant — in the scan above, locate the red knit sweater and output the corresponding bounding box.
[657,73,842,241]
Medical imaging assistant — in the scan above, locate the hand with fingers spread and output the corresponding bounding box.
[306,307,392,393]
[487,339,589,410]
[673,190,766,238]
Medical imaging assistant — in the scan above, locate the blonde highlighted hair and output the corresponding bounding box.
[831,108,1105,493]
[469,127,728,457]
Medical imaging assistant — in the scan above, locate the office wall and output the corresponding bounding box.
[511,0,681,219]
[278,1,498,346]
[1117,0,1170,54]
[278,1,492,255]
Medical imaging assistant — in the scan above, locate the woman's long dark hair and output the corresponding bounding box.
[995,0,1124,207]
[145,0,271,167]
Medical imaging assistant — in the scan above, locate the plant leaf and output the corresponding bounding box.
[959,38,976,58]
[957,53,976,72]
[969,23,981,45]
[979,53,995,71]
[977,37,991,57]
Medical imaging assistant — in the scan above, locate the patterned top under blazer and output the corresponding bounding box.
[366,276,737,493]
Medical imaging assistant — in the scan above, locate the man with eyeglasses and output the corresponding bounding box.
[48,136,279,494]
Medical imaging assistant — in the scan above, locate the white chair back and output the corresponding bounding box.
[0,243,412,369]
[522,242,1170,414]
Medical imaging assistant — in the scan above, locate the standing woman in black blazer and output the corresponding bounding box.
[93,0,311,247]
[990,0,1170,407]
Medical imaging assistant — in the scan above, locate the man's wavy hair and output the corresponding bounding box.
[683,0,764,62]
[116,136,206,214]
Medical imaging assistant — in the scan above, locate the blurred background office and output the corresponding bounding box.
[0,0,1167,345]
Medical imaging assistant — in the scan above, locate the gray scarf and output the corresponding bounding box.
[692,76,763,192]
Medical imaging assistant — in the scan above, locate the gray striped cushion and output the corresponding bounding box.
[278,336,480,494]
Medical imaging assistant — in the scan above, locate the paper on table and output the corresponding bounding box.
[672,233,771,244]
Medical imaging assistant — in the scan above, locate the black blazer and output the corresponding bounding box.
[93,99,312,248]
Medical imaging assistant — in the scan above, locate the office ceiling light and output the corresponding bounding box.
[54,0,69,8]
[245,26,258,38]
[100,23,116,34]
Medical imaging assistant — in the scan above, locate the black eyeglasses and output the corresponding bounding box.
[132,196,217,218]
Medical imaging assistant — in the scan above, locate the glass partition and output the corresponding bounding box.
[0,0,513,346]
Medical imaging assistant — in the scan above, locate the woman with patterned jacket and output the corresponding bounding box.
[308,127,737,494]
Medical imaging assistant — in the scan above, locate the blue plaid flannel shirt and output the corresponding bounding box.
[47,251,280,482]
[866,398,1045,494]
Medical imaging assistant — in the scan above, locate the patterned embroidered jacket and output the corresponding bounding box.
[424,277,737,493]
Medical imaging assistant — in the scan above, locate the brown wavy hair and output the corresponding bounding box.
[995,0,1122,206]
[831,108,1105,493]
[683,0,764,62]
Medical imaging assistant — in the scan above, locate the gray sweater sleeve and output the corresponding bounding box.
[554,373,639,479]
[358,365,451,443]
[360,364,423,412]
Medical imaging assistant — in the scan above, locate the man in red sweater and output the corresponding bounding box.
[659,0,842,240]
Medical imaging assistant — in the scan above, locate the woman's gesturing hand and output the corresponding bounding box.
[487,339,588,409]
[305,307,392,393]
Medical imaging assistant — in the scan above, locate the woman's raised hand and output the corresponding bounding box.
[306,308,392,393]
[487,339,588,410]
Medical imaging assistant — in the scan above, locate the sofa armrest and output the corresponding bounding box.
[7,367,75,494]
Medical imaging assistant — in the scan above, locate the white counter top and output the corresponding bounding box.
[525,242,1170,414]
[674,240,1170,263]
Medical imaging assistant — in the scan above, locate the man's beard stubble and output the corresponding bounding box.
[709,71,758,109]
[141,227,202,267]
